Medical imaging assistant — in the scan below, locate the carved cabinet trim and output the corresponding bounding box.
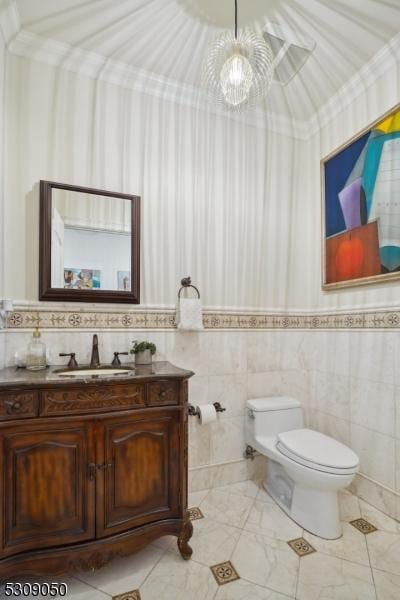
[0,391,39,421]
[147,380,179,406]
[40,384,145,416]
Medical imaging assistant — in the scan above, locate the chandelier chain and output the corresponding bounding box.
[235,0,238,40]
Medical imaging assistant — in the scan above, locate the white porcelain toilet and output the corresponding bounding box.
[245,396,359,539]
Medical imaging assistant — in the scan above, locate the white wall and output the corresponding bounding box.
[0,17,6,369]
[4,54,297,310]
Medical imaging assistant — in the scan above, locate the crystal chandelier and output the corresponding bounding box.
[202,0,274,111]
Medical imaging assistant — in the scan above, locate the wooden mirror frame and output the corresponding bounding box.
[39,180,140,304]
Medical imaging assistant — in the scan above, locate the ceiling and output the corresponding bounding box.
[13,0,400,122]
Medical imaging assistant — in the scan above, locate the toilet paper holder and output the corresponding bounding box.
[188,402,226,418]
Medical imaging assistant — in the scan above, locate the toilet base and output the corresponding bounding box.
[265,459,343,540]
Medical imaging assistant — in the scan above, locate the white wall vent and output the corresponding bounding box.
[263,22,315,85]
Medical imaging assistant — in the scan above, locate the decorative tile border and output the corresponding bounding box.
[112,591,141,600]
[210,561,240,585]
[188,507,204,521]
[349,518,378,534]
[287,537,316,557]
[112,592,141,600]
[6,307,400,331]
[7,310,177,330]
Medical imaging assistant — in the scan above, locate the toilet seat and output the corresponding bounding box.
[276,429,359,475]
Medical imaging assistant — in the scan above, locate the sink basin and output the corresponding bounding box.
[55,367,134,378]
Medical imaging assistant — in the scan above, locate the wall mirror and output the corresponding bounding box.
[39,181,140,303]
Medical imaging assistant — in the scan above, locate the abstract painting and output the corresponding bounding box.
[322,104,400,288]
[64,268,101,289]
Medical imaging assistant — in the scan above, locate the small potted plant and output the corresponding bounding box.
[130,340,157,365]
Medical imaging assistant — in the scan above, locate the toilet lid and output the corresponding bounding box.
[277,429,359,470]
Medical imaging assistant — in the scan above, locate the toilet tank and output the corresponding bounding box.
[245,397,303,446]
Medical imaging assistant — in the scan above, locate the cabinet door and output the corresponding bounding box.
[98,409,181,537]
[1,421,95,556]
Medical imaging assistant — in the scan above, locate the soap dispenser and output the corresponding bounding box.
[26,327,47,370]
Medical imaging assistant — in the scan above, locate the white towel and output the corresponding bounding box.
[176,298,203,330]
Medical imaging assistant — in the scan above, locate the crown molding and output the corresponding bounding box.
[3,2,399,141]
[8,28,305,139]
[0,0,19,45]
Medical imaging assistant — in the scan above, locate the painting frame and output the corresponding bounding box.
[321,102,400,290]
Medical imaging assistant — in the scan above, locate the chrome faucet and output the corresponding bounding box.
[90,334,101,368]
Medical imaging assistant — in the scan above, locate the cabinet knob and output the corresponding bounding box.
[97,462,113,470]
[88,463,96,481]
[160,390,167,398]
[88,462,113,479]
[5,399,23,414]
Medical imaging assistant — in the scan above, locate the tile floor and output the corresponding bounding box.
[1,481,400,600]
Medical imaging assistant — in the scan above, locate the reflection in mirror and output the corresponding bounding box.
[39,180,140,304]
[51,189,131,292]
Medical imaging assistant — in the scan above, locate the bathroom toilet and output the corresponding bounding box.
[245,396,359,539]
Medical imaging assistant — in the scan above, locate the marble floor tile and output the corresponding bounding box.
[231,530,299,597]
[139,551,218,600]
[296,553,376,600]
[214,479,261,499]
[182,517,241,566]
[244,500,303,542]
[373,568,400,600]
[366,529,400,575]
[12,487,399,600]
[215,578,291,599]
[76,545,164,596]
[339,489,361,521]
[199,488,254,528]
[359,499,400,534]
[69,580,112,600]
[189,489,210,507]
[306,522,370,566]
[151,534,176,551]
[256,485,276,505]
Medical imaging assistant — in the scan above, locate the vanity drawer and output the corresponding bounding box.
[147,380,179,406]
[40,383,145,416]
[0,390,39,420]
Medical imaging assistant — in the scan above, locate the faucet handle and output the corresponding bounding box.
[112,352,128,367]
[59,352,78,369]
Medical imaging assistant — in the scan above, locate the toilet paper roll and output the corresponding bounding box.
[196,404,217,425]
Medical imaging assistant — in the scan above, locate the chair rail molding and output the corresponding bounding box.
[5,303,400,331]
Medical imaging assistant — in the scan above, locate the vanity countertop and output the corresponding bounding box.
[0,361,194,390]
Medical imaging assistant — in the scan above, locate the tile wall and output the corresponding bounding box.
[1,327,399,521]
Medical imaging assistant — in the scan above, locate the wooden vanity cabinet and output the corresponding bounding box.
[2,419,95,557]
[0,364,193,577]
[98,409,181,537]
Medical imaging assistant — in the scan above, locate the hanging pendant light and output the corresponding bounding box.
[202,0,274,111]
